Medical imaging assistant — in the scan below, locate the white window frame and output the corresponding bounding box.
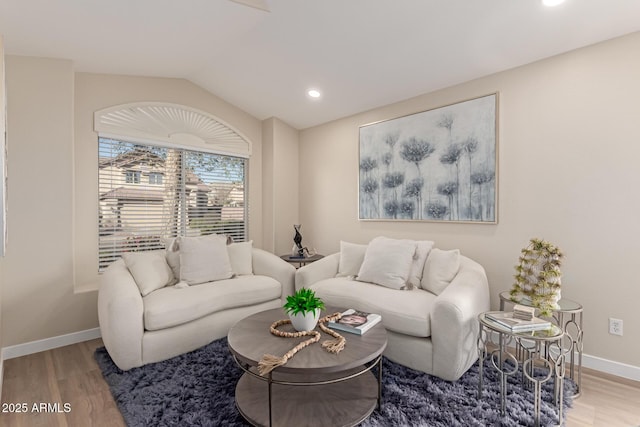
[148,172,163,185]
[125,170,141,184]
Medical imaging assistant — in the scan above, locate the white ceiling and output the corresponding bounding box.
[1,0,640,129]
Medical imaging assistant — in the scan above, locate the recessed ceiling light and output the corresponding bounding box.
[542,0,565,6]
[307,89,321,99]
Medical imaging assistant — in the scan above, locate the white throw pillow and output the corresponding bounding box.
[227,241,253,275]
[178,234,233,285]
[122,250,175,296]
[356,237,416,290]
[407,240,435,289]
[336,241,368,278]
[163,237,181,280]
[421,248,461,295]
[162,237,179,252]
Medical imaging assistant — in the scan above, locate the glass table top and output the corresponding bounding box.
[479,312,564,340]
[499,291,582,312]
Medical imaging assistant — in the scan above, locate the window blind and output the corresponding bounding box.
[98,137,247,270]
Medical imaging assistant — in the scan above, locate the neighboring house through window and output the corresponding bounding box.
[98,138,247,270]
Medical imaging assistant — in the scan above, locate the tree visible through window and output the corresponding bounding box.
[98,137,247,270]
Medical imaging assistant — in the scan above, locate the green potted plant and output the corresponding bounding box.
[283,288,326,331]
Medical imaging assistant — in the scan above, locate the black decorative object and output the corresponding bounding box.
[293,224,306,257]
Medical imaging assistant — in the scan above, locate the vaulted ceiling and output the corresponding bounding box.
[1,0,639,129]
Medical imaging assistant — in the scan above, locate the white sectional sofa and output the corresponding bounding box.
[295,237,490,381]
[98,237,295,370]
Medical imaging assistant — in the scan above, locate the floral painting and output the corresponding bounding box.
[359,94,498,223]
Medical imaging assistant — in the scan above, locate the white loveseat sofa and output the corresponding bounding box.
[98,238,295,370]
[295,237,490,381]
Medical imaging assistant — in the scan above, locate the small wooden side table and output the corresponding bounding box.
[499,291,583,397]
[280,254,324,269]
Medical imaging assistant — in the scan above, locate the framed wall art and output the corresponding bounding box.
[359,93,498,223]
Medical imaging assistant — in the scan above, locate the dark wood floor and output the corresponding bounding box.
[1,338,639,426]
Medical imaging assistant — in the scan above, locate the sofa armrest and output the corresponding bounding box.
[97,259,144,370]
[430,256,490,381]
[252,248,296,301]
[294,253,340,291]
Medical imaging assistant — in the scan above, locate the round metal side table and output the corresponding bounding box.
[499,291,583,396]
[477,312,566,427]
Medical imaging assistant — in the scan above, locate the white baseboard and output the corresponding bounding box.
[2,328,101,360]
[483,330,639,383]
[583,353,640,382]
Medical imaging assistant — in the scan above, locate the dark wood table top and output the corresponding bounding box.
[228,307,387,375]
[279,254,324,263]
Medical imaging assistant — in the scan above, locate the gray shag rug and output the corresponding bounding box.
[95,338,574,426]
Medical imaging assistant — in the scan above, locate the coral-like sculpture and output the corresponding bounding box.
[510,238,564,317]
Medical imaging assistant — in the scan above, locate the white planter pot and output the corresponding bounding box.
[289,309,320,332]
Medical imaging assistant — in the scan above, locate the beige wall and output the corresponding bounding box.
[2,56,97,346]
[0,36,5,384]
[299,32,640,367]
[261,117,299,255]
[74,73,264,291]
[261,119,275,251]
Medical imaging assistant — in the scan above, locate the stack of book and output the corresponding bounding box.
[327,309,382,335]
[512,304,535,321]
[486,309,551,332]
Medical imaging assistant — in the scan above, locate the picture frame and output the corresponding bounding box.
[358,93,498,223]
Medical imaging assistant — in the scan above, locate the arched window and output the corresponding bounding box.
[94,103,251,270]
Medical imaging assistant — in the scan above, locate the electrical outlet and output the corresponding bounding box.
[609,318,623,336]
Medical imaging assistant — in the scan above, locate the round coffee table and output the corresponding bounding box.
[228,307,387,427]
